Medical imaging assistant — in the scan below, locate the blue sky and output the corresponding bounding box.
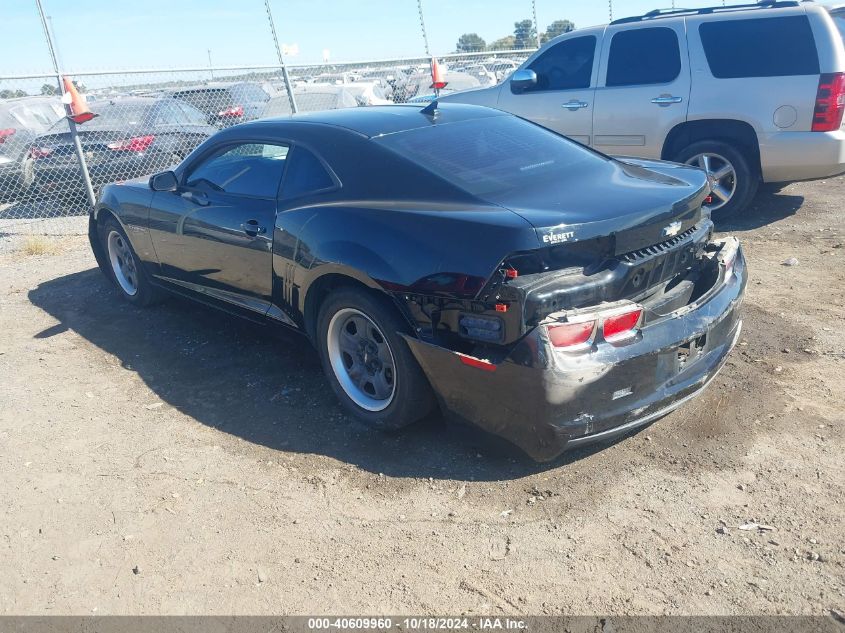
[1,0,840,74]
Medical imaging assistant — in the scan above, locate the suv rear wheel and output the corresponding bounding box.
[675,140,759,217]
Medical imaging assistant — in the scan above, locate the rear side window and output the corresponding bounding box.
[186,142,289,198]
[525,36,597,91]
[699,16,819,78]
[606,27,681,87]
[375,115,608,199]
[832,11,845,41]
[281,147,335,198]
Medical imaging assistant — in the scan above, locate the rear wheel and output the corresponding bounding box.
[316,288,435,430]
[675,140,759,217]
[98,217,162,306]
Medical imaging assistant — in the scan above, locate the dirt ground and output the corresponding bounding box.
[0,178,843,616]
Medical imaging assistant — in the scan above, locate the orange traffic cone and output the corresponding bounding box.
[429,57,448,91]
[61,76,96,124]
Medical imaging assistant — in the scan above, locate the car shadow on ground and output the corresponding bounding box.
[28,269,621,481]
[713,186,804,232]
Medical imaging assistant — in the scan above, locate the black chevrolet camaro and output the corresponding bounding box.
[89,103,746,461]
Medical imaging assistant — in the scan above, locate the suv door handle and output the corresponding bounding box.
[651,95,683,105]
[241,219,267,236]
[562,100,589,110]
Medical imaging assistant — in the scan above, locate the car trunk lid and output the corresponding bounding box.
[491,158,709,256]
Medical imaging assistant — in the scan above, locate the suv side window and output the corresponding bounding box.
[606,27,681,87]
[186,143,289,198]
[699,16,819,79]
[523,35,596,92]
[281,146,335,199]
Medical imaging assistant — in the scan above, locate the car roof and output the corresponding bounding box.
[94,97,162,106]
[247,102,506,138]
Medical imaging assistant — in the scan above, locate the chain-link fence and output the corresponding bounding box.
[0,49,533,250]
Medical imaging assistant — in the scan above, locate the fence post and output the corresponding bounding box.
[264,0,298,114]
[34,0,97,209]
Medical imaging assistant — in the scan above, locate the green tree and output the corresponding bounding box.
[73,81,87,94]
[540,19,576,44]
[513,19,537,49]
[455,33,486,53]
[14,89,27,97]
[0,89,13,99]
[489,35,516,51]
[40,83,57,96]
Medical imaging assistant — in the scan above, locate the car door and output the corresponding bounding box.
[149,141,288,311]
[496,34,600,144]
[591,23,690,158]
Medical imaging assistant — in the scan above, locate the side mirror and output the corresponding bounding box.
[510,69,538,94]
[149,171,178,192]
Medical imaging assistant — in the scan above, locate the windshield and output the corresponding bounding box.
[375,115,609,198]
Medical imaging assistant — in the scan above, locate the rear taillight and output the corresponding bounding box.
[29,146,52,159]
[548,320,595,349]
[602,307,643,343]
[0,128,15,144]
[812,72,845,132]
[107,135,155,152]
[217,105,244,118]
[547,303,643,350]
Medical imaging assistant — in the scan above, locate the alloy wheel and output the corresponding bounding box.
[685,152,737,212]
[107,230,139,296]
[326,307,396,412]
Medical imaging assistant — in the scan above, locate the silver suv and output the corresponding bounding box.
[442,1,845,216]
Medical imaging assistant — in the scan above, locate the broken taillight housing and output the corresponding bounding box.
[602,307,643,343]
[548,320,595,349]
[547,303,643,350]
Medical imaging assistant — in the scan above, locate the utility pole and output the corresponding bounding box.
[264,0,297,113]
[207,49,214,80]
[417,0,431,56]
[532,0,540,48]
[608,0,613,23]
[35,0,96,208]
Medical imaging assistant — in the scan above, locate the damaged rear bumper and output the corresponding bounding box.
[403,237,747,462]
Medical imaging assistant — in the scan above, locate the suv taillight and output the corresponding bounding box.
[812,72,845,132]
[0,128,15,144]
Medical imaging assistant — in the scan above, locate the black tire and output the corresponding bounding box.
[674,140,759,217]
[316,287,435,430]
[98,217,163,306]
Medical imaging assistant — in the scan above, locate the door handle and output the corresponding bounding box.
[181,191,209,206]
[651,95,683,106]
[241,219,267,236]
[562,100,589,111]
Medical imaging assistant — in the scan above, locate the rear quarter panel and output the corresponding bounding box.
[685,9,821,136]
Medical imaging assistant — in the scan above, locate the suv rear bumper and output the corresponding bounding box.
[404,238,746,462]
[760,129,845,182]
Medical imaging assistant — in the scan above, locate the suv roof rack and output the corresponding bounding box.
[610,0,805,25]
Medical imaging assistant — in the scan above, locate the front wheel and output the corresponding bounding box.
[675,140,759,217]
[316,288,435,430]
[98,217,163,306]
